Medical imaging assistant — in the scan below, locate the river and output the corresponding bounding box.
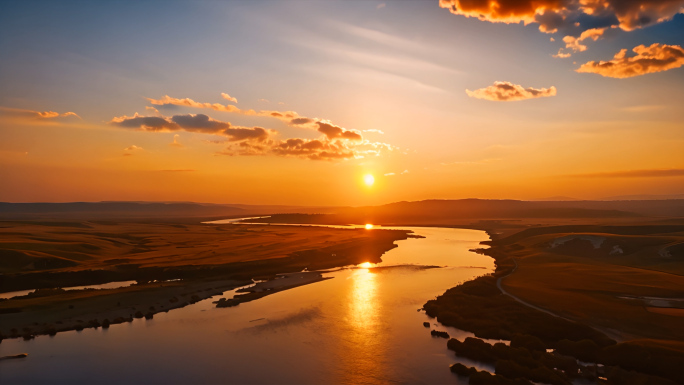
[0,225,494,384]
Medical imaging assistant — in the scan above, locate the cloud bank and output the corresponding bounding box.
[439,0,684,33]
[466,81,557,101]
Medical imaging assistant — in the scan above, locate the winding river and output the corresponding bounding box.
[0,225,493,384]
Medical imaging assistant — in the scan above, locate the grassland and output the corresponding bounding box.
[424,220,684,384]
[0,220,410,339]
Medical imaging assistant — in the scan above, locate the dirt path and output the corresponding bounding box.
[496,258,627,343]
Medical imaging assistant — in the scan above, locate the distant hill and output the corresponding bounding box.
[1,199,683,222]
[0,202,247,220]
[600,194,684,201]
[253,199,684,226]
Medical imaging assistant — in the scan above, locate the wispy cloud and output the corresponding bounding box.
[220,92,238,103]
[567,169,684,178]
[170,134,184,148]
[0,107,81,123]
[466,81,556,101]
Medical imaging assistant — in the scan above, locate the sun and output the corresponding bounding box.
[359,262,373,268]
[364,174,375,187]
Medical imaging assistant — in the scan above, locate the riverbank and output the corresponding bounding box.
[424,223,684,384]
[0,220,412,340]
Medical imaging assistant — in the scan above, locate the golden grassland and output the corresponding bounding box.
[498,226,684,343]
[424,219,684,384]
[0,220,411,339]
[0,220,408,274]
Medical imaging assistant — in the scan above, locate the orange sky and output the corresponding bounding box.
[1,1,683,205]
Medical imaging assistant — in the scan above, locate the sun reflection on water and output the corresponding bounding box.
[335,267,387,384]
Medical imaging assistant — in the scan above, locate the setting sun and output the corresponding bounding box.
[359,262,373,268]
[364,174,375,187]
[365,224,374,229]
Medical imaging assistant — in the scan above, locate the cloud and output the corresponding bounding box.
[145,94,383,143]
[171,114,229,133]
[147,95,241,113]
[568,169,684,178]
[554,27,606,58]
[170,134,184,148]
[466,81,557,101]
[124,145,143,151]
[220,93,238,104]
[111,113,180,131]
[224,126,270,142]
[145,106,159,113]
[111,113,272,142]
[377,3,386,9]
[0,107,81,123]
[384,172,396,176]
[316,121,363,140]
[157,169,195,172]
[576,43,684,78]
[363,129,385,134]
[438,0,684,33]
[216,136,397,161]
[114,94,393,161]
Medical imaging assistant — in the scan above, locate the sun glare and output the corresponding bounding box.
[359,262,373,268]
[364,174,375,186]
[365,224,374,230]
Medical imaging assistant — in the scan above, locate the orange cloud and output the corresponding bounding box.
[217,138,357,161]
[316,121,363,141]
[220,92,238,103]
[0,107,81,122]
[466,81,557,101]
[147,95,241,113]
[124,145,143,151]
[145,94,374,141]
[439,0,684,33]
[216,136,397,161]
[554,27,606,58]
[576,43,684,78]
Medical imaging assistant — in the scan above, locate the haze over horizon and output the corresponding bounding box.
[1,1,683,206]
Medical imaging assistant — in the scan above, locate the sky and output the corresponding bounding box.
[1,0,683,206]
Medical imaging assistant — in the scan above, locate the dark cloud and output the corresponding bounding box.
[316,121,363,140]
[171,114,230,133]
[224,126,269,142]
[112,114,180,131]
[112,113,271,142]
[290,117,315,125]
